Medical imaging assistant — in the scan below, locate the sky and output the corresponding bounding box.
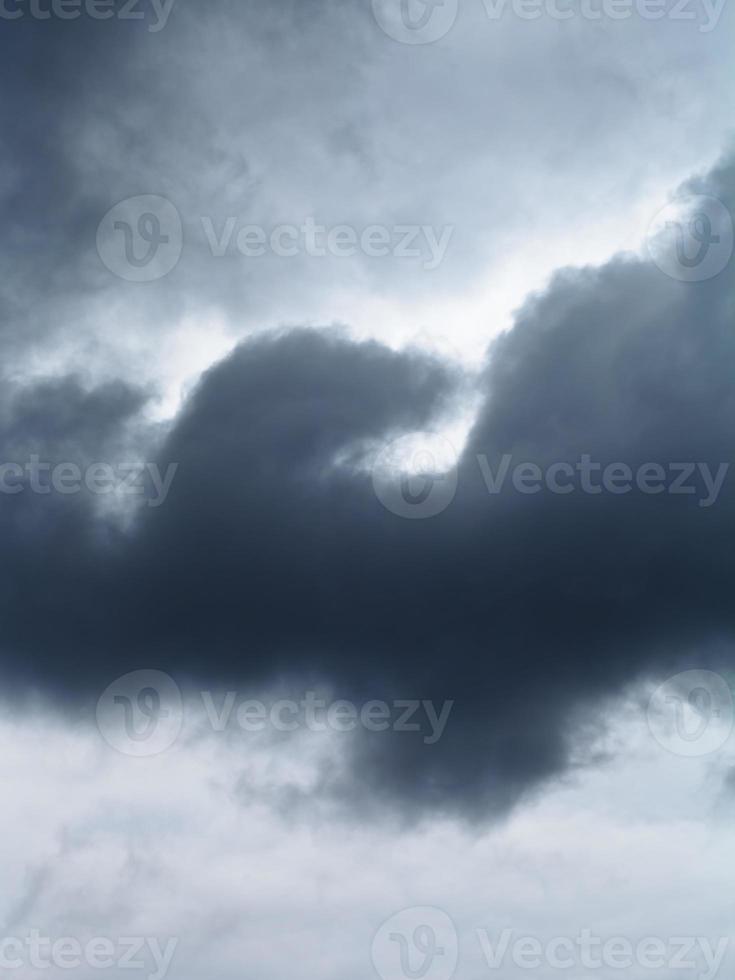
[1,0,735,978]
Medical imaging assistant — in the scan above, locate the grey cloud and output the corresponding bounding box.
[1,0,735,813]
[0,0,732,388]
[0,154,733,816]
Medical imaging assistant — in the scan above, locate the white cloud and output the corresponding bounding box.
[0,681,733,980]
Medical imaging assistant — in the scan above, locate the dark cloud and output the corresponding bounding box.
[0,155,733,817]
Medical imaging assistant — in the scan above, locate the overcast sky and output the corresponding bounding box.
[1,1,735,979]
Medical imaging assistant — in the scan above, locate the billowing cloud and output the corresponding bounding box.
[0,153,732,816]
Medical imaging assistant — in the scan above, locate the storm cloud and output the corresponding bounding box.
[0,149,730,815]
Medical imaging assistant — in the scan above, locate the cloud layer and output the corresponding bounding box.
[0,150,732,815]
